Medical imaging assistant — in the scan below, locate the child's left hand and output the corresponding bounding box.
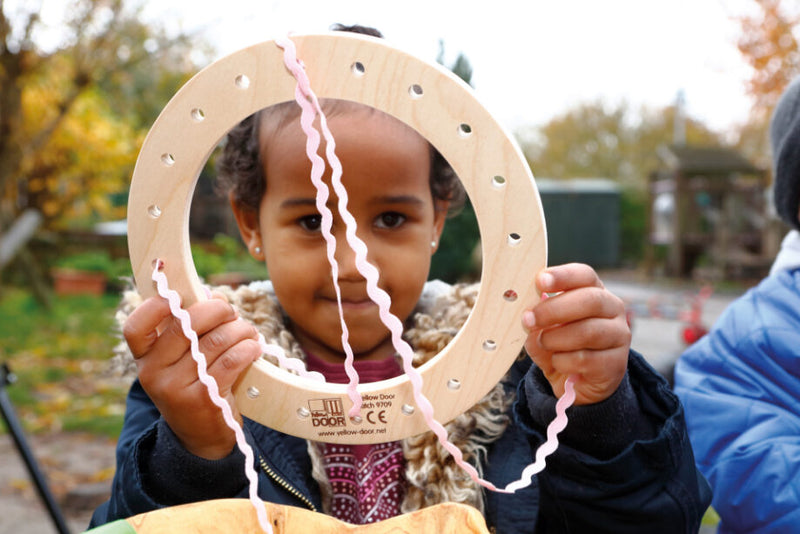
[522,263,631,406]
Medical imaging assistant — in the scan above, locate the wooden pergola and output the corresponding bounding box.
[646,144,770,279]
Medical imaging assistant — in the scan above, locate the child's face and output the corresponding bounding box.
[233,107,447,363]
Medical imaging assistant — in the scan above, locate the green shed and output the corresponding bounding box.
[536,178,621,268]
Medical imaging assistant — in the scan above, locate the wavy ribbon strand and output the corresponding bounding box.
[257,334,325,382]
[151,262,272,534]
[276,36,363,417]
[274,35,578,493]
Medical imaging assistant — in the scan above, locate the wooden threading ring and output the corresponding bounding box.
[127,32,547,444]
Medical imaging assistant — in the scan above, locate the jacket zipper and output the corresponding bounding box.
[258,455,318,512]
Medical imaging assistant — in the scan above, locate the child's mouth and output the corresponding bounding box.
[322,295,376,311]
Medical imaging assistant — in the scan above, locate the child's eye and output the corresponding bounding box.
[375,212,406,229]
[298,214,322,232]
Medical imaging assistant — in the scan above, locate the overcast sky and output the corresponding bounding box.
[134,0,760,135]
[21,0,759,134]
[22,0,745,138]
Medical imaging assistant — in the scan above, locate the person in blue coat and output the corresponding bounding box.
[674,75,800,533]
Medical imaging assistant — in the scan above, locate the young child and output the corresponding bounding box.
[90,28,710,533]
[675,74,800,533]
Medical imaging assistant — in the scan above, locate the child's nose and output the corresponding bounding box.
[333,235,363,281]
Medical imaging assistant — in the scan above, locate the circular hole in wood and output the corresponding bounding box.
[235,74,250,89]
[409,84,424,98]
[191,108,206,122]
[351,61,366,76]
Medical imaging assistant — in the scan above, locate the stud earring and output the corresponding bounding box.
[431,240,437,249]
[254,246,262,255]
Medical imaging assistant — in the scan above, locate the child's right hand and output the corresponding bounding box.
[123,295,262,460]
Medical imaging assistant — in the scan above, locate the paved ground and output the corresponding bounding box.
[0,274,745,533]
[0,433,115,534]
[604,275,743,383]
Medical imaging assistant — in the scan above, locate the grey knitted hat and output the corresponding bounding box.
[770,76,800,230]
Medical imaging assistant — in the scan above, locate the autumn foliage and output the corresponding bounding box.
[0,0,201,232]
[736,0,800,121]
[19,55,140,226]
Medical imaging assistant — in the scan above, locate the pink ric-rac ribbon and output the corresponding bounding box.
[150,261,272,533]
[274,35,577,494]
[273,38,364,418]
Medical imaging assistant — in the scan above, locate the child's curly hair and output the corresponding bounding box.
[215,23,465,215]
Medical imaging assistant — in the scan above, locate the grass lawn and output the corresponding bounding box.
[0,288,128,438]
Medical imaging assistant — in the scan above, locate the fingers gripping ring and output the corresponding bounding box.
[127,32,547,444]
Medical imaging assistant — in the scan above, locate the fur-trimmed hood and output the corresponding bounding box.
[770,230,800,275]
[109,280,515,515]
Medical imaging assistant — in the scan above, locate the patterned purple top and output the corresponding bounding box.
[305,352,406,524]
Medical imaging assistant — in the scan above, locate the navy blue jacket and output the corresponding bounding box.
[91,351,710,533]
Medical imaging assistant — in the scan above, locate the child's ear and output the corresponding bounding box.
[230,194,265,260]
[431,200,449,254]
